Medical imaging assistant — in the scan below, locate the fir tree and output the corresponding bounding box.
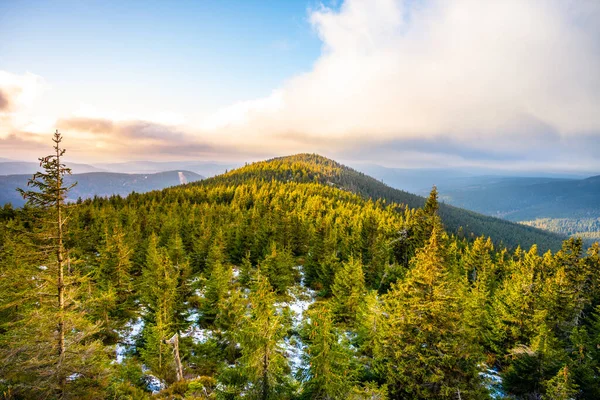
[0,131,110,398]
[331,256,366,324]
[237,272,290,400]
[544,366,578,400]
[377,220,484,399]
[301,304,354,399]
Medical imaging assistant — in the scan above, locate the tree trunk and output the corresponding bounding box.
[56,134,66,396]
[262,343,269,400]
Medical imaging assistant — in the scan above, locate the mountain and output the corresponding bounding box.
[436,175,600,220]
[0,170,203,207]
[3,152,597,398]
[0,161,105,175]
[353,163,589,194]
[96,160,240,177]
[195,154,565,251]
[433,175,600,242]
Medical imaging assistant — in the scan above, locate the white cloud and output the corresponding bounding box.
[199,0,600,168]
[3,0,600,169]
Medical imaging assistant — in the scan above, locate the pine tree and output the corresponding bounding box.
[464,237,498,352]
[301,304,354,399]
[544,366,578,400]
[140,235,180,382]
[237,272,290,399]
[377,220,484,399]
[200,245,232,327]
[0,131,110,398]
[93,223,134,342]
[260,242,297,294]
[423,185,439,217]
[331,256,366,324]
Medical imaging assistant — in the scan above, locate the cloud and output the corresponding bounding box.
[0,90,11,111]
[2,0,600,169]
[200,0,600,168]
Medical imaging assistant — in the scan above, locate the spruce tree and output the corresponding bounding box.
[544,366,578,400]
[238,271,290,399]
[0,131,109,398]
[140,235,180,382]
[377,220,484,399]
[301,304,354,399]
[331,256,366,324]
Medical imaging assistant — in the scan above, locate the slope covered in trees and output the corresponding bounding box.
[1,144,597,399]
[201,154,564,252]
[436,175,600,221]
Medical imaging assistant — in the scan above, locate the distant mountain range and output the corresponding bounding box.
[352,167,600,242]
[0,170,203,207]
[1,157,598,243]
[428,175,600,221]
[0,160,239,177]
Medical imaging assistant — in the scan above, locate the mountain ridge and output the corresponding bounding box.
[0,170,203,207]
[191,153,566,251]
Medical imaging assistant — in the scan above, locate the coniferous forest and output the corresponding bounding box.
[1,133,599,400]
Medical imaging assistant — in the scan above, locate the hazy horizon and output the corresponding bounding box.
[1,0,599,172]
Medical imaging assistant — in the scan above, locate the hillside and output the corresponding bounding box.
[0,170,203,207]
[437,175,600,220]
[433,175,600,241]
[197,154,565,251]
[2,150,598,399]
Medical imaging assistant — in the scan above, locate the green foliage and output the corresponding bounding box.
[331,256,366,324]
[260,242,297,294]
[301,304,354,399]
[544,366,579,400]
[377,221,485,399]
[234,272,290,399]
[1,149,599,398]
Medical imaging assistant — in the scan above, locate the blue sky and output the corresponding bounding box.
[0,0,325,114]
[1,0,599,172]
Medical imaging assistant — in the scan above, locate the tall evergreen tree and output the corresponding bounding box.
[0,131,109,398]
[238,272,290,399]
[331,256,366,324]
[301,304,354,399]
[377,220,484,399]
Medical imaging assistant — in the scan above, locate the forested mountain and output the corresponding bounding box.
[429,175,600,242]
[1,142,598,400]
[0,170,203,207]
[203,154,564,252]
[436,175,600,221]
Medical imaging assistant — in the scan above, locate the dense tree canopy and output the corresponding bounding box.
[0,149,598,399]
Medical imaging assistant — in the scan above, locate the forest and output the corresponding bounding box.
[1,134,599,399]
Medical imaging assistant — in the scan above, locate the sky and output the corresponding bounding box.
[1,0,599,172]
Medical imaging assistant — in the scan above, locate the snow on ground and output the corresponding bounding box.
[480,366,505,399]
[279,266,317,377]
[142,372,166,393]
[115,317,145,363]
[181,311,214,344]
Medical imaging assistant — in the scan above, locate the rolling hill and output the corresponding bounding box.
[193,154,566,251]
[0,160,105,175]
[434,175,600,242]
[0,170,203,207]
[436,175,600,221]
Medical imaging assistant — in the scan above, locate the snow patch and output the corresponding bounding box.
[280,266,317,377]
[178,171,187,185]
[181,310,214,344]
[115,317,145,363]
[143,374,166,393]
[480,366,505,399]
